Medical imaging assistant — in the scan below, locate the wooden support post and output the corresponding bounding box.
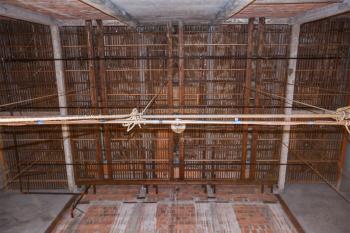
[206,26,214,179]
[250,17,265,179]
[336,48,350,189]
[167,23,174,180]
[0,127,6,189]
[86,20,104,179]
[50,25,77,192]
[179,136,185,180]
[178,21,185,180]
[96,20,112,179]
[178,21,185,111]
[167,22,174,112]
[241,18,254,179]
[278,24,300,192]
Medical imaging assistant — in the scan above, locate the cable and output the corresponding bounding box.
[281,142,350,205]
[2,55,347,63]
[244,85,336,114]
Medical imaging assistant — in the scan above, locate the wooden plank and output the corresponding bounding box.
[79,0,138,27]
[291,0,350,24]
[215,0,255,22]
[250,17,265,180]
[241,18,254,180]
[0,3,59,25]
[96,19,112,179]
[86,20,104,179]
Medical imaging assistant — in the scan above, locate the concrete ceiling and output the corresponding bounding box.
[0,0,348,26]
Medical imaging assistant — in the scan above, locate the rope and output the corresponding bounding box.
[121,108,144,132]
[0,85,93,110]
[284,142,350,205]
[244,85,336,114]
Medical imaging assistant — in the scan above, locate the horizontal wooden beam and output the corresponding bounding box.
[224,17,290,24]
[255,0,342,3]
[76,179,276,186]
[214,0,255,22]
[290,0,350,24]
[79,0,138,27]
[0,3,60,25]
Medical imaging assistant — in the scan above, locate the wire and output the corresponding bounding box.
[281,142,350,205]
[2,55,347,63]
[244,85,336,114]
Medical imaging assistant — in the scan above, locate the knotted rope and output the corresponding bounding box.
[122,108,144,132]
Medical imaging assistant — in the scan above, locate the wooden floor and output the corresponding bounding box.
[52,185,299,233]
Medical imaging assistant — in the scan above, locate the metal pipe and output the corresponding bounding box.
[0,113,340,124]
[0,119,347,127]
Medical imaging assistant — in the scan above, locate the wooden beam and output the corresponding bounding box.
[178,21,185,181]
[0,3,59,25]
[255,0,342,3]
[178,21,185,112]
[0,127,7,190]
[179,135,185,180]
[278,24,300,192]
[290,0,350,24]
[96,20,112,179]
[215,0,255,22]
[241,18,254,179]
[336,48,350,189]
[250,17,265,180]
[79,0,138,27]
[50,25,77,192]
[85,20,104,180]
[167,22,174,111]
[167,23,174,181]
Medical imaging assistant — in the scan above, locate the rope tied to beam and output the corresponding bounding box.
[122,108,144,132]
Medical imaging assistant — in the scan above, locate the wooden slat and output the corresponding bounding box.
[241,18,254,179]
[97,19,112,179]
[250,18,265,180]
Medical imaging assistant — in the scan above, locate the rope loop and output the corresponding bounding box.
[122,108,144,132]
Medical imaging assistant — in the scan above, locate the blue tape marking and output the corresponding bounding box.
[233,119,241,124]
[36,120,44,125]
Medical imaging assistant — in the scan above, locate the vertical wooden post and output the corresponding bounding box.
[167,22,174,180]
[0,127,6,189]
[179,136,185,180]
[178,21,185,180]
[96,20,112,179]
[50,25,77,192]
[86,20,104,179]
[278,24,300,192]
[241,18,254,179]
[336,48,350,189]
[167,22,173,111]
[250,18,265,179]
[178,21,185,111]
